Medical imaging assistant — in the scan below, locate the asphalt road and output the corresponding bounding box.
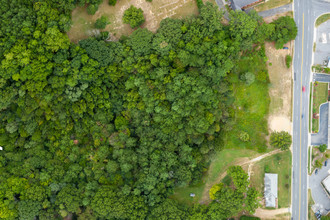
[292,0,330,219]
[257,3,292,17]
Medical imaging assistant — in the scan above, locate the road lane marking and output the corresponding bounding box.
[298,13,304,220]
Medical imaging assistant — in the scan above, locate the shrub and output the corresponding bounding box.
[239,131,250,142]
[319,144,327,153]
[264,164,270,173]
[240,72,255,85]
[109,0,117,6]
[95,16,109,29]
[315,160,322,168]
[123,6,145,28]
[285,55,292,68]
[146,0,152,2]
[270,131,292,150]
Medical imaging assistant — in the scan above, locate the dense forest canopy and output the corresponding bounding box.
[0,0,297,219]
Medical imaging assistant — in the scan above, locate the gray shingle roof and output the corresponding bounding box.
[234,0,259,8]
[264,173,278,207]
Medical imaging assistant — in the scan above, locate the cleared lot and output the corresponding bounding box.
[67,0,200,43]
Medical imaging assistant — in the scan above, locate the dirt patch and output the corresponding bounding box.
[254,208,290,219]
[67,0,202,43]
[269,115,292,133]
[265,41,293,134]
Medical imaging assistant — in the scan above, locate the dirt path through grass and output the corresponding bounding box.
[200,148,281,203]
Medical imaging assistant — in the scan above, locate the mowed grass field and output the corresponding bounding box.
[312,82,328,132]
[250,150,292,208]
[170,149,260,204]
[67,0,203,43]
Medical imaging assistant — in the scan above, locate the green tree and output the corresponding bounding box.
[123,6,145,28]
[270,131,292,150]
[269,16,298,49]
[95,16,109,29]
[18,200,42,220]
[87,4,99,15]
[319,144,327,153]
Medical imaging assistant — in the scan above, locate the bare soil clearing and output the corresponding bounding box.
[68,0,201,43]
[254,208,290,219]
[265,41,293,134]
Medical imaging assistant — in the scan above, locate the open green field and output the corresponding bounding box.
[254,0,292,12]
[250,151,292,208]
[171,148,260,204]
[316,13,330,27]
[226,51,270,153]
[312,82,328,132]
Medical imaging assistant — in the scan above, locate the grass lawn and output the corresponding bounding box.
[312,82,328,133]
[170,149,260,204]
[254,0,292,12]
[250,150,292,208]
[308,146,311,174]
[308,189,317,220]
[316,13,330,27]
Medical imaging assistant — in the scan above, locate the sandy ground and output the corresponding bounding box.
[200,149,281,204]
[254,208,291,219]
[265,41,293,135]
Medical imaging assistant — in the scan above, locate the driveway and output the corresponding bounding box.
[314,20,330,65]
[309,161,330,216]
[311,102,329,145]
[313,73,330,82]
[253,3,292,18]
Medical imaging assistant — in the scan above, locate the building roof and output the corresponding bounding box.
[230,0,259,10]
[322,175,330,196]
[264,173,278,207]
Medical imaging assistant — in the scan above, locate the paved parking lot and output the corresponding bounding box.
[314,20,330,65]
[309,160,330,216]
